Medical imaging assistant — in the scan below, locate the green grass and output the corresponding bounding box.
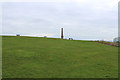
[0,36,2,79]
[2,36,118,78]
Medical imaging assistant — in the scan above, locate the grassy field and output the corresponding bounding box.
[2,36,118,78]
[0,36,2,79]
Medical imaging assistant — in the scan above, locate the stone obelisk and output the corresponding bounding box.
[61,28,64,39]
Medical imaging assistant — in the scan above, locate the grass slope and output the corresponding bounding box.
[0,36,2,79]
[2,36,118,78]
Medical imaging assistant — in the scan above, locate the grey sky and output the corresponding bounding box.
[1,0,119,41]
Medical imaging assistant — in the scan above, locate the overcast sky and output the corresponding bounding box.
[1,0,119,41]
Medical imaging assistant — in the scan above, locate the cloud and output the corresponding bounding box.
[29,33,54,37]
[1,0,118,41]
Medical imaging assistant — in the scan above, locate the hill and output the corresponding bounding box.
[2,36,118,78]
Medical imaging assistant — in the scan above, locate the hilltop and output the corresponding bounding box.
[2,36,118,78]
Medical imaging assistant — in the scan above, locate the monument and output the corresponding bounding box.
[61,28,64,39]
